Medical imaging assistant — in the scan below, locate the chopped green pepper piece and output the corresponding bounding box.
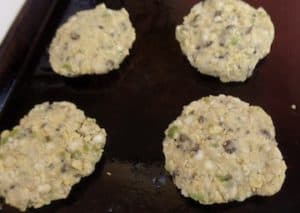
[202,97,210,103]
[190,193,205,202]
[71,151,81,159]
[211,143,219,148]
[83,144,89,152]
[10,129,19,135]
[216,174,232,182]
[93,145,101,152]
[167,125,179,138]
[62,63,72,71]
[230,37,239,46]
[0,129,18,145]
[0,136,9,145]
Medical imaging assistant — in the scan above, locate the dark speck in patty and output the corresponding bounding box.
[223,140,236,154]
[260,129,272,139]
[70,32,80,40]
[214,10,222,17]
[198,115,205,123]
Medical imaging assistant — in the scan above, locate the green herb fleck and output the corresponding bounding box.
[216,174,232,182]
[10,129,19,135]
[258,9,266,16]
[62,63,72,71]
[230,37,239,46]
[93,145,101,152]
[83,144,89,152]
[167,125,179,138]
[190,193,205,202]
[71,151,81,159]
[0,129,18,145]
[202,97,210,103]
[0,137,9,145]
[211,143,219,148]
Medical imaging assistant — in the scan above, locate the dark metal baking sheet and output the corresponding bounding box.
[0,0,61,112]
[0,0,300,212]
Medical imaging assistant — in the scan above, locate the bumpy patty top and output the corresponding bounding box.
[163,95,286,204]
[49,4,136,77]
[176,0,274,82]
[0,102,106,211]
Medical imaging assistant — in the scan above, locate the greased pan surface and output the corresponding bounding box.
[0,0,300,212]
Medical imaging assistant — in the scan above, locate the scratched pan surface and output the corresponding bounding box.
[0,0,299,212]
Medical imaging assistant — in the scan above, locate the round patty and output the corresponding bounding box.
[176,0,274,82]
[0,102,106,211]
[163,95,286,204]
[49,4,136,77]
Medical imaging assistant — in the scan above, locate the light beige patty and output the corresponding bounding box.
[49,4,136,77]
[176,0,274,82]
[0,102,106,211]
[163,95,286,204]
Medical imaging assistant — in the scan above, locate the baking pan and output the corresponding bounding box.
[0,0,300,212]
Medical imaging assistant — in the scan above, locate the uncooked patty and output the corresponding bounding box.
[176,0,274,82]
[49,4,136,77]
[0,102,106,211]
[163,95,286,204]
